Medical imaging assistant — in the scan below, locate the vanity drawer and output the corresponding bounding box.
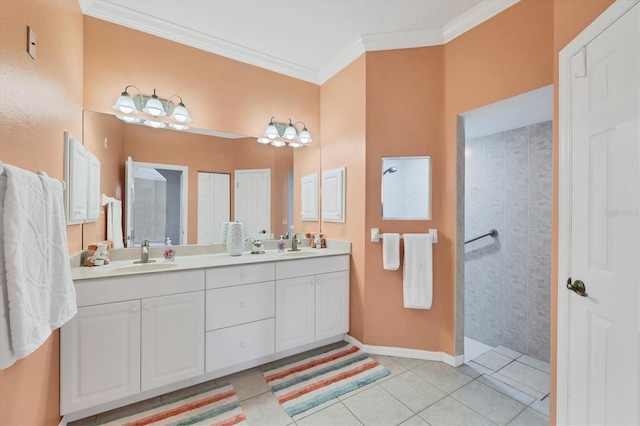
[205,319,274,372]
[206,263,275,289]
[206,281,274,330]
[276,255,349,280]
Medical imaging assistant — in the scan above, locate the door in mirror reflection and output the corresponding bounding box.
[235,169,271,240]
[381,156,431,220]
[125,157,188,247]
[197,172,230,244]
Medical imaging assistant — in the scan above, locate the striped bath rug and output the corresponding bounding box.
[96,383,246,426]
[262,341,391,417]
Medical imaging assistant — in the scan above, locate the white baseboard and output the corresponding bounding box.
[344,335,464,367]
[58,417,68,426]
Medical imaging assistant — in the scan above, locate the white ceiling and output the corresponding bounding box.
[78,0,519,84]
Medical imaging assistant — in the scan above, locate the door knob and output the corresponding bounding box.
[566,278,588,297]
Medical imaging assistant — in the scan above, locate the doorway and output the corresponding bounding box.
[456,85,553,400]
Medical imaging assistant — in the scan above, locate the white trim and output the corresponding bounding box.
[58,417,68,426]
[131,161,189,245]
[81,0,521,85]
[344,335,463,367]
[557,1,639,424]
[443,0,520,43]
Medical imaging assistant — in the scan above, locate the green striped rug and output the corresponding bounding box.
[96,383,246,426]
[262,341,391,417]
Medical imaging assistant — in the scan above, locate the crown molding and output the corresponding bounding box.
[82,0,520,86]
[81,0,320,84]
[443,0,520,43]
[362,27,444,52]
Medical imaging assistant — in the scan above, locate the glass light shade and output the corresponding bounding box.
[168,123,189,130]
[112,92,138,114]
[144,119,166,129]
[265,123,279,139]
[257,137,271,144]
[288,141,303,148]
[170,103,191,123]
[270,140,286,147]
[298,128,312,143]
[283,124,297,140]
[116,115,141,123]
[143,95,166,117]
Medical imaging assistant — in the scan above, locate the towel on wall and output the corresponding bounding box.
[107,198,124,248]
[0,165,77,369]
[402,233,433,309]
[382,233,400,270]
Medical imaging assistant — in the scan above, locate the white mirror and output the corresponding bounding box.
[382,156,431,220]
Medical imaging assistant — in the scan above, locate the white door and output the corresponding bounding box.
[60,301,141,414]
[140,292,205,392]
[559,3,640,424]
[315,271,350,340]
[197,172,230,244]
[235,169,270,240]
[125,156,135,247]
[275,276,315,352]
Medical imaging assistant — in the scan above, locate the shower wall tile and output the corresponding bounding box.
[464,121,552,363]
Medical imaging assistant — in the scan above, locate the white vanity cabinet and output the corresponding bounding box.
[205,263,276,372]
[61,270,205,415]
[275,255,350,352]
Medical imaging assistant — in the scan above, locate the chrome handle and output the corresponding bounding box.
[567,278,588,297]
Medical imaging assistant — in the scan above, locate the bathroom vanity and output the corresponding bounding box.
[60,245,350,420]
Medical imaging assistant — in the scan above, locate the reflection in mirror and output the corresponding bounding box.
[381,156,431,220]
[81,110,305,247]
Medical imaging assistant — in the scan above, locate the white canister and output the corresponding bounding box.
[220,221,231,243]
[226,222,245,256]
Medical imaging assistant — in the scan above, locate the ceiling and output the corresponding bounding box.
[78,0,519,84]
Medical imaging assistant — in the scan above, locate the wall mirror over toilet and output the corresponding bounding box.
[381,156,431,220]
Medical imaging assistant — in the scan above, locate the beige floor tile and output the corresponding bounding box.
[296,402,362,426]
[507,407,549,425]
[342,385,413,426]
[529,398,550,417]
[474,350,514,372]
[240,391,293,426]
[451,381,526,425]
[494,346,522,359]
[516,355,550,374]
[477,375,536,406]
[380,371,447,413]
[392,356,427,371]
[219,367,271,401]
[468,360,495,376]
[491,373,547,400]
[368,353,408,382]
[419,396,495,426]
[456,363,483,379]
[412,361,474,393]
[495,362,550,395]
[399,415,430,425]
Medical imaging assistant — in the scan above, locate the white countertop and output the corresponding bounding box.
[71,246,351,281]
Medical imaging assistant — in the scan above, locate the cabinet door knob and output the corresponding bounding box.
[240,302,247,309]
[240,341,247,348]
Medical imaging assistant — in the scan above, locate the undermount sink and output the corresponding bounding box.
[111,262,178,273]
[281,250,321,258]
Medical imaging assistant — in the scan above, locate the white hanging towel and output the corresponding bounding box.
[106,198,124,249]
[382,233,400,270]
[0,165,77,369]
[402,233,433,309]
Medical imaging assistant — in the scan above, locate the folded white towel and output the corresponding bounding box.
[108,199,124,248]
[0,174,12,368]
[402,233,433,309]
[0,165,77,368]
[382,233,400,270]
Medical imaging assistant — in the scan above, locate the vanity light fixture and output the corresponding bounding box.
[257,117,312,148]
[112,85,192,130]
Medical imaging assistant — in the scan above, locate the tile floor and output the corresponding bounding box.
[70,342,551,426]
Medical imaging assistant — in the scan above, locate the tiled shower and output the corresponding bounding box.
[464,121,552,362]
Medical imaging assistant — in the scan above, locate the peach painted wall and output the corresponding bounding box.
[0,0,83,424]
[83,17,320,143]
[82,111,125,247]
[363,47,446,349]
[550,0,615,422]
[320,55,367,341]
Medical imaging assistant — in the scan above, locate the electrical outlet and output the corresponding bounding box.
[27,26,36,59]
[340,225,346,236]
[302,223,307,232]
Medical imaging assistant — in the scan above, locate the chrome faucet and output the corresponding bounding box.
[135,238,155,264]
[289,234,301,252]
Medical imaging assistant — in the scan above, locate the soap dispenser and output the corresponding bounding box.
[164,237,175,261]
